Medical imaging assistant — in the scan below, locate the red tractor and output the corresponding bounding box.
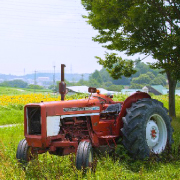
[16,65,173,170]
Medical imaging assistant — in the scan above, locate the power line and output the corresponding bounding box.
[0,10,84,16]
[0,36,104,49]
[0,27,94,35]
[0,33,94,41]
[0,33,94,42]
[0,15,85,22]
[0,1,82,9]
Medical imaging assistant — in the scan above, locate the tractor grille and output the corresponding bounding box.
[27,107,41,135]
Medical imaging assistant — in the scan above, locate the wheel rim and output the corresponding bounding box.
[146,114,167,154]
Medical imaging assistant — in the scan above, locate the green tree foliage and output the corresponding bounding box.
[146,72,156,80]
[99,68,112,83]
[106,85,123,92]
[0,80,28,88]
[100,68,130,85]
[82,0,180,117]
[76,79,89,86]
[134,60,151,77]
[27,84,43,89]
[130,83,144,89]
[131,74,152,85]
[88,79,100,88]
[89,70,103,84]
[130,71,167,87]
[133,60,162,78]
[152,75,167,86]
[96,53,136,79]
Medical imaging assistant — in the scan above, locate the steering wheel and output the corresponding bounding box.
[92,96,107,103]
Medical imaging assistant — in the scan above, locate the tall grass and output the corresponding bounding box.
[1,91,180,179]
[0,105,23,125]
[1,124,180,179]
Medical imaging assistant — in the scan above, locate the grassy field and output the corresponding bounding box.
[0,87,180,179]
[0,86,52,95]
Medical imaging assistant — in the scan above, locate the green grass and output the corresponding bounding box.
[1,92,180,179]
[0,105,23,125]
[0,121,180,179]
[0,86,52,95]
[0,87,26,95]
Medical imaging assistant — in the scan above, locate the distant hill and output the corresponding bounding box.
[0,74,19,80]
[0,73,90,82]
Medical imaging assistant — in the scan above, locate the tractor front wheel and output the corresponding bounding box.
[121,98,173,159]
[16,139,37,166]
[75,141,93,171]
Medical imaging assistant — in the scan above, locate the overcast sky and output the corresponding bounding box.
[0,0,154,76]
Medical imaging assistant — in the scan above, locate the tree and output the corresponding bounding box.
[133,60,164,78]
[134,60,151,77]
[152,75,167,86]
[0,80,28,88]
[27,84,43,89]
[88,79,100,87]
[106,85,123,92]
[89,70,103,84]
[82,0,180,117]
[96,53,136,79]
[99,68,113,82]
[131,74,152,85]
[146,72,156,80]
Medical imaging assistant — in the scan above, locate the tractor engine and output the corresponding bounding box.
[60,116,90,141]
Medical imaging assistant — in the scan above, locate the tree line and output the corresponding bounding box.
[0,80,43,89]
[50,60,168,92]
[1,60,179,92]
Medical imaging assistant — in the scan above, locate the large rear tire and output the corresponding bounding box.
[75,141,93,171]
[16,139,37,166]
[121,98,173,159]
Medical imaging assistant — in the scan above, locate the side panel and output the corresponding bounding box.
[47,116,61,137]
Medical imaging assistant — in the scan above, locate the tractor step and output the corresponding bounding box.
[99,135,118,148]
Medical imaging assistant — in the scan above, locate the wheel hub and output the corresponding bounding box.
[146,120,159,149]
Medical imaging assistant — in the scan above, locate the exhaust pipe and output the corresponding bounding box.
[59,64,66,101]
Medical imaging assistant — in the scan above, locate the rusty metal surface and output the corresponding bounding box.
[60,64,66,101]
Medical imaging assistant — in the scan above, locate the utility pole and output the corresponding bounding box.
[53,65,56,95]
[81,74,84,81]
[34,70,37,93]
[70,65,73,82]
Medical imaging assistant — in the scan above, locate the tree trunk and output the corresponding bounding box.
[166,71,177,117]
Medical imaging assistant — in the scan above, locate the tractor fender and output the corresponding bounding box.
[117,91,151,132]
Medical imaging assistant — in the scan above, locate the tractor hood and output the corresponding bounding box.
[25,97,102,117]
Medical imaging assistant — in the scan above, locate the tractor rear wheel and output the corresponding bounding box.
[16,139,37,166]
[121,98,173,159]
[75,141,93,171]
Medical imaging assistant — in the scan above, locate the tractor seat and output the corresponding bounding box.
[101,103,121,115]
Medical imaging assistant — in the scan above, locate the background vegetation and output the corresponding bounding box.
[50,61,170,93]
[0,87,180,179]
[0,61,174,93]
